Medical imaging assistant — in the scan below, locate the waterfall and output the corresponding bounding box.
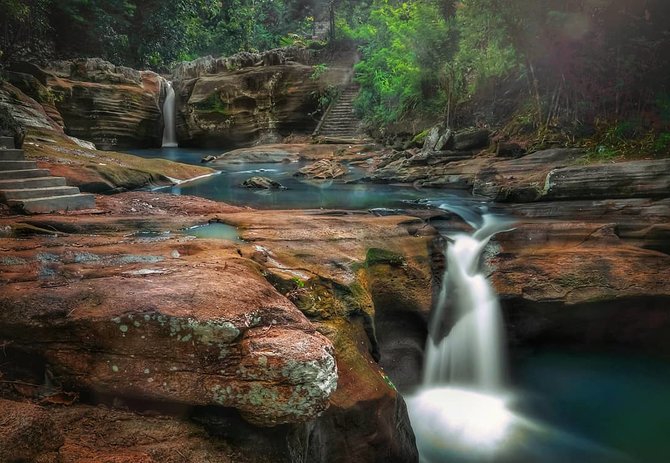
[162,81,178,148]
[423,214,511,391]
[407,213,518,462]
[406,210,632,463]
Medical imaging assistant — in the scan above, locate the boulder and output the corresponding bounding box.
[227,210,435,461]
[0,238,337,427]
[242,176,286,189]
[452,128,490,151]
[295,159,348,179]
[421,124,452,153]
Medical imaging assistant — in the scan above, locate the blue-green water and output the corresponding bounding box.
[127,148,438,210]
[514,351,670,463]
[127,147,670,463]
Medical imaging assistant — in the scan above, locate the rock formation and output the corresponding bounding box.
[0,81,213,193]
[0,192,421,462]
[173,49,352,148]
[10,59,164,149]
[295,159,348,179]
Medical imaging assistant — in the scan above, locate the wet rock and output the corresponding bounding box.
[1,203,423,461]
[453,128,491,151]
[295,159,348,179]
[490,220,670,356]
[0,238,336,427]
[201,155,217,163]
[242,176,286,189]
[0,399,64,462]
[227,211,433,461]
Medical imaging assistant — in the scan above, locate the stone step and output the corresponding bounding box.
[0,136,14,149]
[323,121,358,126]
[0,186,81,201]
[0,149,25,161]
[0,161,38,171]
[0,169,51,180]
[0,176,67,190]
[8,193,96,214]
[322,127,359,131]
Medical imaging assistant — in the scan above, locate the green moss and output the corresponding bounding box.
[411,129,430,145]
[196,93,230,115]
[365,248,406,267]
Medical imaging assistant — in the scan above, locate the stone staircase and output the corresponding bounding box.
[0,136,95,214]
[314,85,368,141]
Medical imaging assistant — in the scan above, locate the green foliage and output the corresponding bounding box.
[2,0,328,68]
[291,276,306,288]
[349,0,452,125]
[311,85,340,116]
[0,0,52,62]
[310,63,329,80]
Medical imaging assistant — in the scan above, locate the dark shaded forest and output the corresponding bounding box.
[2,0,669,156]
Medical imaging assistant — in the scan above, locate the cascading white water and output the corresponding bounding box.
[407,213,630,463]
[423,214,510,391]
[407,213,518,462]
[162,81,178,148]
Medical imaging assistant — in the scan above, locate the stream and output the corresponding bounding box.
[127,147,670,463]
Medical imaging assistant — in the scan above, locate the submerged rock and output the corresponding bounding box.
[242,176,286,189]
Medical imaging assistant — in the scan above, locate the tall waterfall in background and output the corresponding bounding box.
[162,81,178,148]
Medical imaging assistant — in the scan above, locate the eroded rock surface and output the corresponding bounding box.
[0,81,213,193]
[174,49,352,148]
[295,159,348,179]
[0,235,336,426]
[0,192,422,462]
[11,59,164,149]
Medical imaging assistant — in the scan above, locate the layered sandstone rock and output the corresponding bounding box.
[0,235,336,427]
[174,50,352,148]
[0,82,213,192]
[12,59,164,149]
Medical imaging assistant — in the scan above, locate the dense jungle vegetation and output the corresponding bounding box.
[2,0,669,155]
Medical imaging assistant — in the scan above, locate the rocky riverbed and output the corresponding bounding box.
[1,50,669,463]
